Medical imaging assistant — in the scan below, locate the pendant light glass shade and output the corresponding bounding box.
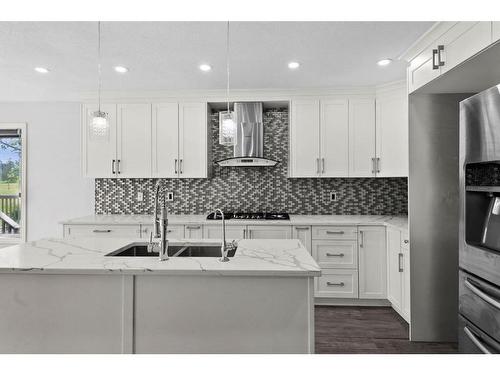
[91,110,109,137]
[219,111,235,146]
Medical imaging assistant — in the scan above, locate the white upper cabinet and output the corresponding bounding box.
[320,99,349,177]
[408,44,442,93]
[152,102,179,178]
[376,85,409,177]
[178,102,208,178]
[358,226,387,299]
[406,22,494,93]
[117,104,152,178]
[493,22,500,42]
[290,99,320,177]
[348,99,375,177]
[82,103,117,178]
[438,22,492,74]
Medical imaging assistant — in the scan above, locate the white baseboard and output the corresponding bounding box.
[314,298,392,307]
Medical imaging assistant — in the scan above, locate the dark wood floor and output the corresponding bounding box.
[315,306,458,354]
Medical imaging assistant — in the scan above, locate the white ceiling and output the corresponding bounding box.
[0,21,434,101]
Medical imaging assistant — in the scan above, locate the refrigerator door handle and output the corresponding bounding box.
[463,326,492,354]
[465,278,500,310]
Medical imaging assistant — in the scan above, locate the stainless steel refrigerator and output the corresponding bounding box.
[459,84,500,353]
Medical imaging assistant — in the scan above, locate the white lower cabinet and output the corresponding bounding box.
[203,225,246,240]
[316,269,358,298]
[292,226,312,253]
[358,226,387,299]
[246,225,292,239]
[386,227,410,321]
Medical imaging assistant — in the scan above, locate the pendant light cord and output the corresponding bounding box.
[226,21,230,115]
[97,21,102,113]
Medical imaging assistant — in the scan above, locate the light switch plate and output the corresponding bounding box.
[330,192,338,202]
[166,192,174,201]
[137,192,144,202]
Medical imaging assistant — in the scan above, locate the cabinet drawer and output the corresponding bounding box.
[204,225,246,240]
[184,225,203,239]
[312,226,357,240]
[65,224,141,238]
[312,240,357,269]
[316,269,359,298]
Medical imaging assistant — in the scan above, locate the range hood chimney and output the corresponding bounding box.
[216,102,278,167]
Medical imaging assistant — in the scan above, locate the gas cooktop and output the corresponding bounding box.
[206,212,290,220]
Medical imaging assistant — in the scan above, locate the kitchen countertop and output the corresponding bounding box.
[0,238,320,277]
[61,214,408,232]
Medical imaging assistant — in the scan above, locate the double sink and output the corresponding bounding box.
[106,242,237,258]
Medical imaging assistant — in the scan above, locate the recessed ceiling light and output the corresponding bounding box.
[114,66,129,73]
[34,67,50,74]
[377,58,393,66]
[199,64,212,72]
[288,61,300,69]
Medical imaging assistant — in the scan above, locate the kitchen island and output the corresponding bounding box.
[0,237,320,354]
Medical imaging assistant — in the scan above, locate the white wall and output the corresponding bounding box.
[0,103,94,241]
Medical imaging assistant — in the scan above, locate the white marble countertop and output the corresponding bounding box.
[61,214,408,231]
[0,237,321,277]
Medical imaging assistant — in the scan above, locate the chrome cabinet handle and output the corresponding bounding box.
[371,157,376,174]
[174,159,178,174]
[186,225,201,230]
[432,48,439,69]
[376,157,380,173]
[359,230,364,248]
[316,158,320,174]
[180,159,183,174]
[326,253,345,257]
[326,230,345,235]
[463,326,492,354]
[295,226,310,230]
[437,45,445,67]
[398,253,404,272]
[243,229,246,238]
[404,239,409,244]
[322,158,325,173]
[93,229,111,233]
[465,278,500,310]
[327,282,345,287]
[112,159,116,174]
[116,159,121,174]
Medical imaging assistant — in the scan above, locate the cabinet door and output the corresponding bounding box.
[82,103,117,178]
[348,99,376,177]
[493,22,500,42]
[376,88,408,177]
[247,225,292,239]
[290,100,320,177]
[402,246,411,322]
[292,226,312,253]
[184,225,203,239]
[204,225,246,240]
[439,22,492,74]
[152,103,179,178]
[358,226,387,299]
[178,102,207,178]
[117,103,152,178]
[386,228,403,310]
[320,99,349,177]
[408,45,441,93]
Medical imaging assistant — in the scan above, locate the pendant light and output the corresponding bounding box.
[91,21,109,136]
[219,21,236,146]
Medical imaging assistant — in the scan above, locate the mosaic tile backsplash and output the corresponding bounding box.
[95,109,408,215]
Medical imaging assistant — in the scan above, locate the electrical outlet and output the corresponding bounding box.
[330,192,338,202]
[166,192,174,201]
[137,191,144,202]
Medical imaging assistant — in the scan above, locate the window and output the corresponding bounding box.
[0,124,26,243]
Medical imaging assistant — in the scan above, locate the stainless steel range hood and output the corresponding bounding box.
[216,102,278,167]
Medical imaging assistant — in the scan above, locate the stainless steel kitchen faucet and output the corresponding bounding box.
[148,181,169,261]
